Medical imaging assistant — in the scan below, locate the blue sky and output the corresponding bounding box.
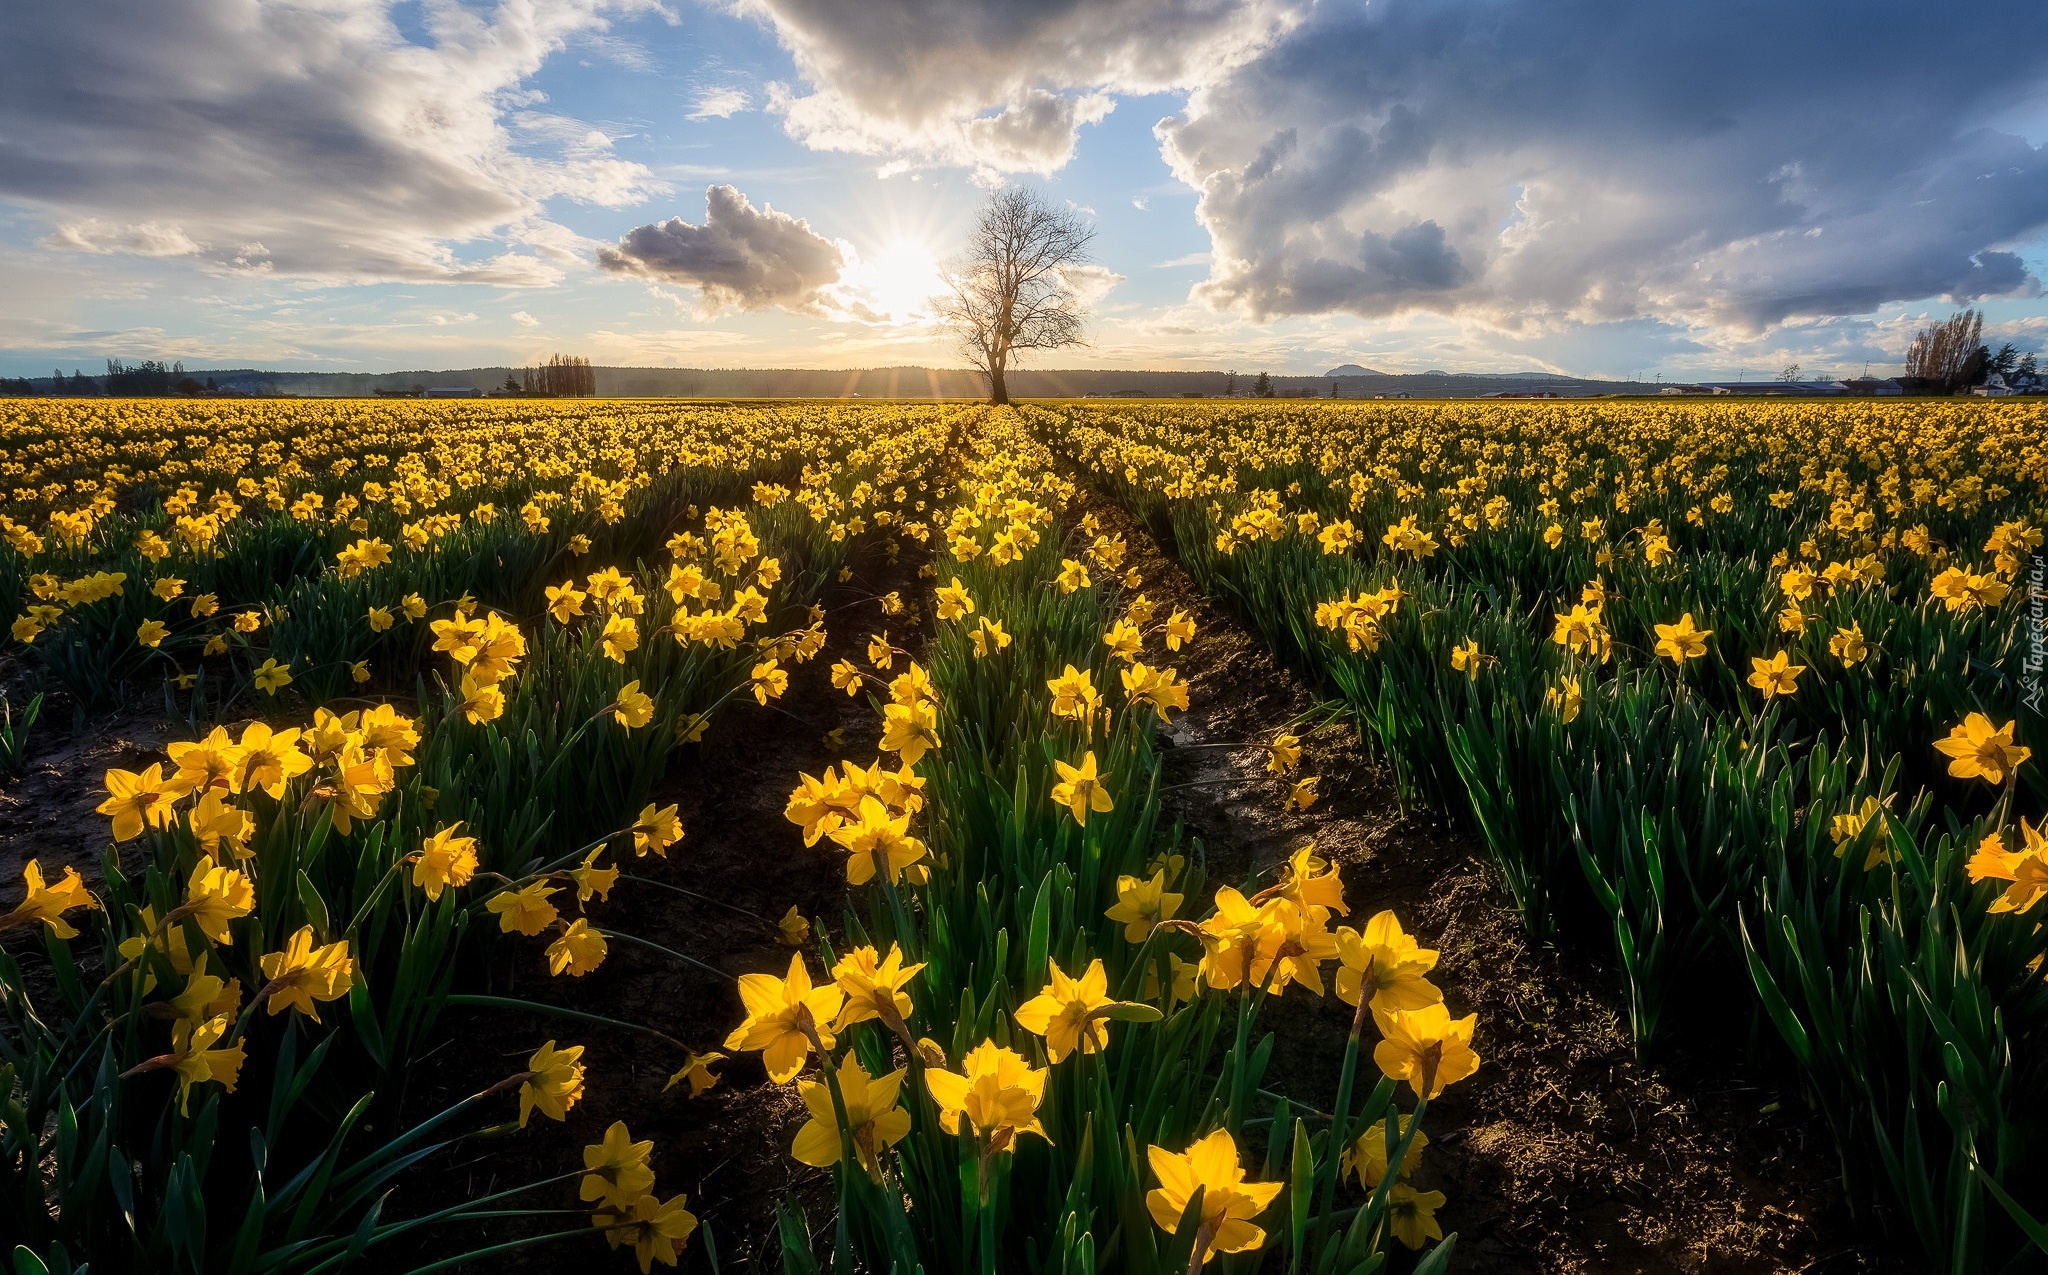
[2,0,2046,381]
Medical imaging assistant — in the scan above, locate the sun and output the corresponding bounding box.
[845,237,947,324]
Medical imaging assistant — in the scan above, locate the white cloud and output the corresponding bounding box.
[576,32,659,72]
[731,0,1302,174]
[0,0,669,284]
[688,86,753,120]
[511,310,541,327]
[43,220,207,258]
[598,184,847,312]
[1058,263,1125,308]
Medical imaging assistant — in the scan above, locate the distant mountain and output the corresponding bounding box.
[5,362,1674,401]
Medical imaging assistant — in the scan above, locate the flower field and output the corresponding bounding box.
[0,396,2042,1273]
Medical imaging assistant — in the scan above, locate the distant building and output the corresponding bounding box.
[426,386,482,398]
[1842,378,1903,396]
[1695,380,1849,396]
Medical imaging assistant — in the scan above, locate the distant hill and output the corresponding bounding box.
[5,364,1674,400]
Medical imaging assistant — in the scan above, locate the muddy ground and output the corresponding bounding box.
[0,509,1911,1272]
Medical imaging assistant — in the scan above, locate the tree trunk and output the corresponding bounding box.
[988,358,1009,406]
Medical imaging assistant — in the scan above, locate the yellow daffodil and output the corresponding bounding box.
[1051,752,1115,827]
[1968,820,2048,913]
[790,1055,912,1177]
[832,943,924,1032]
[724,953,843,1083]
[257,926,355,1020]
[1935,714,2031,785]
[1335,911,1442,1015]
[230,723,311,798]
[924,1040,1049,1149]
[629,803,684,856]
[412,823,479,901]
[1829,622,1870,666]
[547,918,608,976]
[592,1191,697,1272]
[1746,651,1804,701]
[1386,1183,1448,1249]
[98,764,184,842]
[1106,868,1183,942]
[157,1013,247,1116]
[1013,957,1117,1062]
[1,859,97,938]
[1343,1114,1427,1190]
[934,577,975,621]
[581,1121,656,1207]
[518,1039,586,1126]
[182,854,255,944]
[611,680,655,729]
[663,1050,725,1097]
[828,795,927,886]
[1046,665,1101,721]
[1266,733,1301,774]
[1652,612,1711,662]
[1144,1128,1283,1263]
[750,658,788,704]
[1372,1002,1481,1099]
[1288,776,1319,810]
[487,881,561,935]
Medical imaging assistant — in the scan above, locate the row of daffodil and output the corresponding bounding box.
[1048,398,2044,1273]
[1043,397,2043,524]
[660,408,1478,1274]
[1,402,965,711]
[0,419,961,1269]
[0,398,973,524]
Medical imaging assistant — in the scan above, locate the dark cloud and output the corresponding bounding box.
[1160,0,2048,328]
[598,185,846,311]
[0,0,661,283]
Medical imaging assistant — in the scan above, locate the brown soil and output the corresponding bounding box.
[1090,496,1909,1274]
[0,683,177,887]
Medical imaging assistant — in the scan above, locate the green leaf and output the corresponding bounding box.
[297,870,332,940]
[1102,1003,1163,1023]
[1025,869,1053,988]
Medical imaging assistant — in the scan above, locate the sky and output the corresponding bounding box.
[2,0,2047,382]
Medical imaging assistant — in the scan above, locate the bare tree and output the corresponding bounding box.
[524,354,597,397]
[1905,309,1985,391]
[936,189,1094,405]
